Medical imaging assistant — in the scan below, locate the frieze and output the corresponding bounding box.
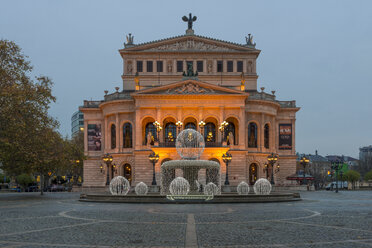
[146,40,235,52]
[166,83,215,95]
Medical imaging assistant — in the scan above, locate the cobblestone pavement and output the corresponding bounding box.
[0,191,372,247]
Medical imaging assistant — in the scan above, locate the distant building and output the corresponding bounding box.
[359,146,372,174]
[71,110,84,137]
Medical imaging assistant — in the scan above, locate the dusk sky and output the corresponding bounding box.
[1,0,371,158]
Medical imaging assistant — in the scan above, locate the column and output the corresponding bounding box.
[135,107,141,149]
[104,116,108,152]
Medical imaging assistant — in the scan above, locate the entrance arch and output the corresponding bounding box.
[249,163,258,185]
[123,163,132,185]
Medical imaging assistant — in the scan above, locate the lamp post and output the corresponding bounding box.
[267,153,279,184]
[198,120,206,136]
[330,157,344,193]
[149,151,159,185]
[153,121,162,143]
[300,155,310,188]
[176,121,183,134]
[102,153,113,185]
[222,152,232,185]
[219,121,228,144]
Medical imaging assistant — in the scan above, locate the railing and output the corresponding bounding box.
[104,91,134,102]
[82,100,102,108]
[277,100,297,108]
[156,142,224,148]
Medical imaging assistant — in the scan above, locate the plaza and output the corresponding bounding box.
[1,191,372,247]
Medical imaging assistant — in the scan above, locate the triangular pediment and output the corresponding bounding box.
[121,35,258,53]
[133,80,247,96]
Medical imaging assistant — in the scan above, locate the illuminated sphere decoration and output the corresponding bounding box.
[169,177,190,195]
[204,182,220,196]
[176,129,205,160]
[253,178,272,195]
[237,181,250,195]
[109,176,130,195]
[135,182,148,196]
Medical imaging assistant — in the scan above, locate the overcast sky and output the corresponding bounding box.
[1,0,371,158]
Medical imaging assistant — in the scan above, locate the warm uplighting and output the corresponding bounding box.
[222,152,232,163]
[267,153,279,163]
[79,127,84,131]
[198,120,206,128]
[300,155,310,164]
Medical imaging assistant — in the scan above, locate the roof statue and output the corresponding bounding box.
[124,33,135,48]
[182,13,197,35]
[245,33,256,48]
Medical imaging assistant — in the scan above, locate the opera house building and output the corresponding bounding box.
[80,17,300,190]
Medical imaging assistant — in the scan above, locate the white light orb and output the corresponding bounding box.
[169,177,190,195]
[204,182,220,196]
[135,182,148,196]
[109,176,130,195]
[253,178,272,195]
[237,181,250,195]
[176,129,205,160]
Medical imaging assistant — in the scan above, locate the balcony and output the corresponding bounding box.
[156,142,225,148]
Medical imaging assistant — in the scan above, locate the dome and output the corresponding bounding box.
[176,129,205,159]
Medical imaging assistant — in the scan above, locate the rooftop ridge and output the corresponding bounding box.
[123,34,256,50]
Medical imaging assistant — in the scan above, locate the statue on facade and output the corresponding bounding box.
[124,33,135,48]
[182,13,197,30]
[245,34,256,48]
[167,61,173,73]
[207,61,212,74]
[227,132,234,146]
[147,132,153,148]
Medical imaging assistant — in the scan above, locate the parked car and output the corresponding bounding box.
[25,186,39,192]
[326,181,348,190]
[50,184,65,192]
[10,186,21,192]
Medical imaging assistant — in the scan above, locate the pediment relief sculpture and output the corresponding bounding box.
[147,39,235,52]
[166,83,215,95]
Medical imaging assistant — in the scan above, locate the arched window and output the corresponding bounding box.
[111,124,116,149]
[204,122,216,143]
[249,163,258,185]
[145,123,157,145]
[123,123,132,148]
[248,123,258,148]
[224,122,235,145]
[164,122,177,144]
[185,122,196,130]
[264,124,270,149]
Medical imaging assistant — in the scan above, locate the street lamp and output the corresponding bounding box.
[176,121,183,134]
[149,151,159,185]
[300,155,310,188]
[198,120,206,135]
[153,121,162,143]
[222,152,232,185]
[330,157,344,193]
[267,153,279,184]
[219,121,228,144]
[102,153,113,185]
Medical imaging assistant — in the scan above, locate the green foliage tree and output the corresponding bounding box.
[0,40,58,177]
[0,173,10,183]
[364,169,372,181]
[343,170,361,190]
[16,173,34,190]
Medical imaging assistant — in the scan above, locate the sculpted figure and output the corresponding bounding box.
[207,62,212,74]
[228,132,234,146]
[127,61,133,74]
[167,62,173,73]
[147,132,153,147]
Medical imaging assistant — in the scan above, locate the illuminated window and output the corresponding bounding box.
[164,122,176,143]
[185,122,196,130]
[204,123,216,143]
[145,123,157,145]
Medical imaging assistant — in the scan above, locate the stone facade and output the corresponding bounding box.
[80,29,300,190]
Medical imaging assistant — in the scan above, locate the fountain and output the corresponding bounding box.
[160,129,221,198]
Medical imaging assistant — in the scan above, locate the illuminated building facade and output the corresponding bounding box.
[80,17,300,190]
